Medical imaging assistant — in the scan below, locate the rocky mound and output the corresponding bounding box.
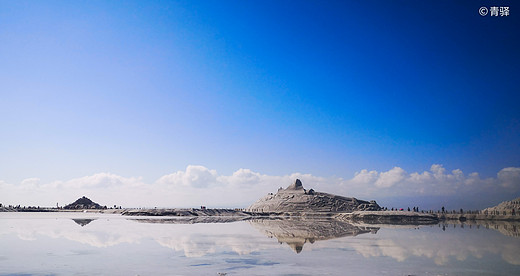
[483,197,520,214]
[64,196,103,210]
[246,179,381,213]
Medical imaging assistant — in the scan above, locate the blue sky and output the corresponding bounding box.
[1,1,519,209]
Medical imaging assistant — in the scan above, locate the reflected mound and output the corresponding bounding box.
[250,218,379,253]
[446,221,520,238]
[490,221,520,238]
[72,218,97,227]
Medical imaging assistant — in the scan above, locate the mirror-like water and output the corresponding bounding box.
[1,213,519,275]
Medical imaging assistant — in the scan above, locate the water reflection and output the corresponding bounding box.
[1,213,520,275]
[364,225,518,266]
[71,218,97,227]
[248,218,378,253]
[438,220,520,238]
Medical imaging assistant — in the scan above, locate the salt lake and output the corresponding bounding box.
[1,213,519,275]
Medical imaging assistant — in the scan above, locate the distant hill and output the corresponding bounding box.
[64,196,103,209]
[483,197,520,213]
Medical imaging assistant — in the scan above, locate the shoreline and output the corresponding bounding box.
[3,207,520,223]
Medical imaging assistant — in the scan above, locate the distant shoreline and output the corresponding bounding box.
[0,206,125,214]
[3,207,520,223]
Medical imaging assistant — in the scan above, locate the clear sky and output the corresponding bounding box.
[1,0,519,210]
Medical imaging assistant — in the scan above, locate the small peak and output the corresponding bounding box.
[286,179,304,190]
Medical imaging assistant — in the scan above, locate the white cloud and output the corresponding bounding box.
[497,167,520,189]
[430,164,446,176]
[157,165,218,188]
[1,164,519,209]
[60,173,144,189]
[375,167,406,188]
[341,164,519,198]
[222,168,262,186]
[20,178,41,188]
[409,171,432,183]
[351,169,379,185]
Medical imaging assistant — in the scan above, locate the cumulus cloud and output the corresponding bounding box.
[350,169,379,185]
[1,164,519,209]
[220,168,262,187]
[20,178,41,189]
[497,167,520,189]
[157,165,218,188]
[58,173,144,189]
[342,164,520,199]
[375,167,406,188]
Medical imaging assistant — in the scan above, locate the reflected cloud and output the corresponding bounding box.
[344,222,520,266]
[1,213,519,267]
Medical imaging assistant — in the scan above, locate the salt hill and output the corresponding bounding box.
[483,197,520,214]
[246,179,381,213]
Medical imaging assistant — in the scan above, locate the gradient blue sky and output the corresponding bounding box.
[1,1,519,209]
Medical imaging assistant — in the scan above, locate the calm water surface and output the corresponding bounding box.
[1,213,519,275]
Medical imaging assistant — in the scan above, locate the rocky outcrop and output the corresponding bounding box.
[246,179,381,213]
[0,206,16,212]
[122,208,250,217]
[130,216,249,224]
[483,197,520,215]
[64,196,103,210]
[338,211,439,225]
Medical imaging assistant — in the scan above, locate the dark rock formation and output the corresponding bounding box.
[287,179,304,190]
[122,208,250,217]
[64,196,102,210]
[339,211,439,225]
[246,179,381,213]
[0,206,16,212]
[72,218,97,226]
[130,216,249,224]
